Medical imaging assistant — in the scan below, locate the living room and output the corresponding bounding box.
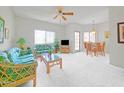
[1,7,109,52]
[0,6,124,87]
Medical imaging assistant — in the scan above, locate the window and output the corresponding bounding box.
[90,32,96,42]
[46,31,55,44]
[35,30,45,44]
[83,32,96,42]
[75,32,80,51]
[35,30,55,44]
[83,32,90,42]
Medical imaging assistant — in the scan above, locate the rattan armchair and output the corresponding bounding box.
[0,61,37,87]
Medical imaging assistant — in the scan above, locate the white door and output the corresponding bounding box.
[75,32,80,51]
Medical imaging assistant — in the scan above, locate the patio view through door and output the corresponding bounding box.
[75,31,80,51]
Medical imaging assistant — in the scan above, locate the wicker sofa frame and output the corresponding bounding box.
[0,62,37,87]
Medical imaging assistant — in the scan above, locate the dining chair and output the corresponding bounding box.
[100,42,105,56]
[85,42,96,56]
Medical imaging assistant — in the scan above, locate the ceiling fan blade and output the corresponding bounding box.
[63,12,74,15]
[62,16,67,21]
[53,15,58,19]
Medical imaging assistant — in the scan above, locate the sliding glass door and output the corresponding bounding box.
[75,31,80,51]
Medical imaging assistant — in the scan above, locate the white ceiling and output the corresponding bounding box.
[12,6,109,25]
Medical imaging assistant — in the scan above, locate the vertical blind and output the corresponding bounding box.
[35,30,55,44]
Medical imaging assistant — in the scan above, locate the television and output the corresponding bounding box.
[61,40,69,45]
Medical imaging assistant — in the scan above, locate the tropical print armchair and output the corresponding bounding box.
[0,47,37,87]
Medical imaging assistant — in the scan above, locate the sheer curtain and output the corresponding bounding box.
[75,32,80,51]
[83,32,96,42]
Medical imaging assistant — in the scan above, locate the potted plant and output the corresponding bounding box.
[16,38,26,49]
[48,49,53,59]
[48,49,53,55]
[54,39,60,53]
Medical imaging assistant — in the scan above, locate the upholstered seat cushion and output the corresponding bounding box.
[8,47,35,64]
[13,57,34,64]
[35,44,54,54]
[19,49,32,56]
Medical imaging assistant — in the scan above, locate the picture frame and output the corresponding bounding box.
[117,22,124,43]
[0,17,5,43]
[104,31,110,39]
[5,28,9,39]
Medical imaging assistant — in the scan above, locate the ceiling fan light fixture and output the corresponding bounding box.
[53,6,74,22]
[92,20,96,34]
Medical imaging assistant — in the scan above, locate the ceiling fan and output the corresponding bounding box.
[53,6,74,21]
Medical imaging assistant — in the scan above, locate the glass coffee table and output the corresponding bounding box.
[40,53,62,74]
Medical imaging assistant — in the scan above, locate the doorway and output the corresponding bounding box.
[75,31,80,52]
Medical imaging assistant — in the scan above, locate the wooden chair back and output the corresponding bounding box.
[100,42,105,50]
[83,42,87,49]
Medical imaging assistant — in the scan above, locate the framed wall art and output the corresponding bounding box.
[0,17,5,43]
[117,22,124,43]
[5,28,9,39]
[104,31,110,39]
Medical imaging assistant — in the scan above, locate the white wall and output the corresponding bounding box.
[0,7,15,50]
[15,16,65,47]
[96,22,109,53]
[96,23,109,41]
[109,7,124,68]
[65,23,83,53]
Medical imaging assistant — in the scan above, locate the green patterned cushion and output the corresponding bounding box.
[19,49,32,56]
[35,44,54,54]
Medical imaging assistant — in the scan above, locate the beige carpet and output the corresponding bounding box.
[19,52,124,87]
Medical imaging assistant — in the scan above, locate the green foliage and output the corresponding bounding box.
[48,49,53,54]
[54,39,60,49]
[16,38,26,46]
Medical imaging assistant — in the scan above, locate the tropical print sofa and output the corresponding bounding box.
[0,47,37,87]
[34,44,54,55]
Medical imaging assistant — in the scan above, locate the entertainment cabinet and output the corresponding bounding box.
[61,45,70,53]
[60,40,70,53]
